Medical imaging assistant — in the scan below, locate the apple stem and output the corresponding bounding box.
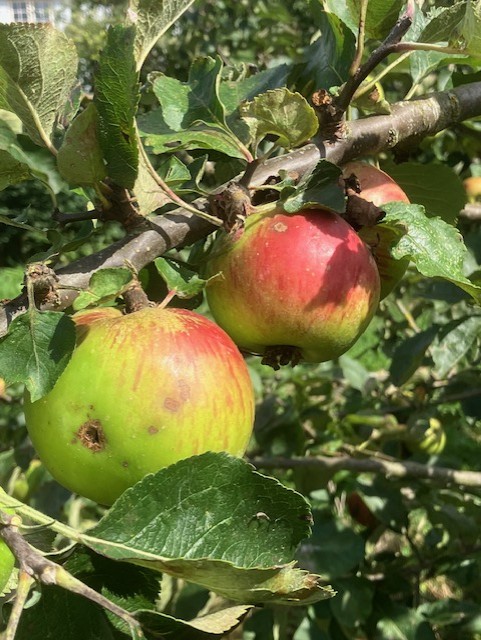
[123,277,153,313]
[158,289,178,309]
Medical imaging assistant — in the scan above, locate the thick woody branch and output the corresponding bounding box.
[1,81,481,337]
[252,455,481,489]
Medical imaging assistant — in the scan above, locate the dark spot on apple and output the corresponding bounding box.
[148,425,159,435]
[164,397,180,412]
[76,420,106,453]
[121,460,129,468]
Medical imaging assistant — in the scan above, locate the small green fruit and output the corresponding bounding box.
[406,417,446,455]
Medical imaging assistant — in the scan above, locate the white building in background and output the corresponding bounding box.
[0,1,63,24]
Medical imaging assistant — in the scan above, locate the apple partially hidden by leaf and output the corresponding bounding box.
[342,162,410,299]
[24,307,255,505]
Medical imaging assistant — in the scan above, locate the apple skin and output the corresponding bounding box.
[205,208,380,363]
[0,540,14,594]
[342,162,410,299]
[24,307,255,505]
[0,492,15,594]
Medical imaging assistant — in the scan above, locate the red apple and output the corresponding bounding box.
[24,307,255,505]
[205,208,380,366]
[342,162,410,299]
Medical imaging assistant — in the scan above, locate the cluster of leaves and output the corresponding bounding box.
[0,0,481,638]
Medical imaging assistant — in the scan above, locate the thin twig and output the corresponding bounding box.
[335,13,413,114]
[252,455,481,488]
[52,209,102,225]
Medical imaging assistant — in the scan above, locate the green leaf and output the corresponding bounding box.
[15,586,121,640]
[0,310,76,402]
[346,0,403,40]
[139,57,246,159]
[0,151,30,191]
[389,327,439,387]
[82,453,333,605]
[419,3,467,44]
[94,26,139,189]
[219,65,292,116]
[65,547,160,636]
[280,160,345,214]
[153,56,227,128]
[383,202,481,304]
[240,88,318,154]
[0,213,38,231]
[128,0,197,71]
[0,110,30,189]
[462,0,481,55]
[220,65,291,143]
[319,0,358,35]
[381,161,466,224]
[0,24,78,149]
[57,104,107,187]
[298,518,365,580]
[136,606,252,639]
[142,125,246,159]
[0,266,23,299]
[408,6,466,83]
[376,602,436,640]
[0,118,66,194]
[154,257,207,298]
[132,150,171,216]
[330,577,373,628]
[431,316,481,378]
[293,11,356,94]
[72,268,133,311]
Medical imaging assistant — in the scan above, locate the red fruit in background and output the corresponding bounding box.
[342,162,411,299]
[205,208,380,366]
[24,307,255,505]
[346,492,379,530]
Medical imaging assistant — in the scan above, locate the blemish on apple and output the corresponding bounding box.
[76,419,106,453]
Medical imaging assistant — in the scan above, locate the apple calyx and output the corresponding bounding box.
[261,345,303,370]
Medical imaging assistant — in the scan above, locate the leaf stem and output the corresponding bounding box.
[353,51,412,99]
[0,496,83,543]
[349,0,369,77]
[137,138,223,226]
